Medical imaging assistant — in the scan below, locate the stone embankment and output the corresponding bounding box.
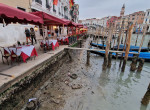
[0,49,69,110]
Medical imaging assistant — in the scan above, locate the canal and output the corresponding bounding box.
[22,36,150,110]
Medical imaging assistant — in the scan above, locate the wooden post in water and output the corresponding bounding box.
[119,22,130,67]
[116,20,124,58]
[135,26,140,46]
[130,56,137,71]
[86,50,90,66]
[121,24,133,72]
[141,83,150,106]
[108,53,112,68]
[138,25,147,53]
[103,24,113,70]
[113,25,118,50]
[137,59,145,72]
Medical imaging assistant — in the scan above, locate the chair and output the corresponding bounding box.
[8,47,21,64]
[38,39,44,50]
[47,40,52,50]
[0,47,10,65]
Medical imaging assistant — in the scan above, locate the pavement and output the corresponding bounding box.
[0,39,68,91]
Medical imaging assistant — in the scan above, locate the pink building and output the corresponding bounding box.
[107,16,118,28]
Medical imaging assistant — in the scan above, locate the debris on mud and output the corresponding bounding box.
[71,84,82,89]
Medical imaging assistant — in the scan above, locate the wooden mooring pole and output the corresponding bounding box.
[137,59,145,72]
[121,24,133,72]
[138,25,147,53]
[135,26,140,46]
[130,56,137,71]
[108,53,112,68]
[141,83,150,106]
[119,23,130,68]
[103,24,113,70]
[86,50,90,66]
[116,20,124,59]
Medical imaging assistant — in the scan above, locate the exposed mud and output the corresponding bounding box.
[22,37,150,110]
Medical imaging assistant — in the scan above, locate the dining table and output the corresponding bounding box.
[4,45,38,62]
[41,40,59,50]
[57,36,69,45]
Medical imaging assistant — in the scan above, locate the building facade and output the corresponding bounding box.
[129,11,145,25]
[143,9,150,32]
[0,0,79,47]
[0,0,32,12]
[107,16,118,28]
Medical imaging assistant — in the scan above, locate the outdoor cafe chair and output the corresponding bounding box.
[0,46,10,65]
[8,47,21,65]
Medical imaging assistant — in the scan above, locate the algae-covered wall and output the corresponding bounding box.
[0,50,68,110]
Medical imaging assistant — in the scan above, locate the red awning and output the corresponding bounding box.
[61,18,72,24]
[31,11,67,25]
[61,18,78,27]
[76,23,83,28]
[0,3,43,24]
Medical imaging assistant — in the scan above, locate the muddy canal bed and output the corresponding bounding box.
[22,38,150,110]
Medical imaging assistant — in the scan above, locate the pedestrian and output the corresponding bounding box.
[25,28,31,44]
[40,29,43,37]
[30,28,37,45]
[55,28,59,37]
[47,30,51,38]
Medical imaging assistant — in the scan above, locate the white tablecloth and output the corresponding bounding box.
[57,37,67,41]
[42,40,57,46]
[4,45,35,56]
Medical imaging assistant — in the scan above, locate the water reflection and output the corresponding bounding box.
[140,104,147,110]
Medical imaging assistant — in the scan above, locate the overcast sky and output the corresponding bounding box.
[74,0,150,20]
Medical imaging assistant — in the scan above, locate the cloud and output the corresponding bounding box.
[74,0,150,20]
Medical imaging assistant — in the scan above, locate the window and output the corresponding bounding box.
[46,0,50,9]
[35,0,42,5]
[17,7,26,11]
[148,12,149,16]
[53,4,56,12]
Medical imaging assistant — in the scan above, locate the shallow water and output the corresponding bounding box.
[62,37,150,110]
[23,37,150,110]
[76,54,150,110]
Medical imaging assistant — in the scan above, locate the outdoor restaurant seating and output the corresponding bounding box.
[8,47,21,64]
[57,36,69,45]
[4,45,38,64]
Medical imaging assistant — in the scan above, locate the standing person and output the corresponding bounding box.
[55,28,59,37]
[47,30,51,38]
[30,28,37,45]
[40,29,43,37]
[25,28,31,44]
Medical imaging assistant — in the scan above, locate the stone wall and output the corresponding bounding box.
[0,50,68,110]
[0,24,41,47]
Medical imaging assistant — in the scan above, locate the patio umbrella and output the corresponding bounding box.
[0,3,43,25]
